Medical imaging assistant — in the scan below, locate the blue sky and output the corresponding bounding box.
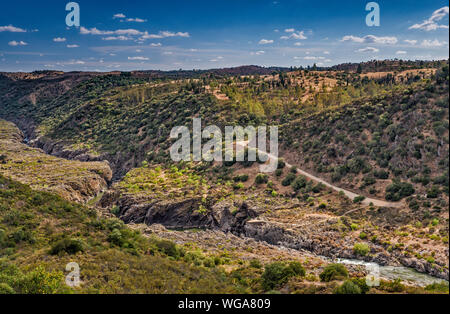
[0,0,448,72]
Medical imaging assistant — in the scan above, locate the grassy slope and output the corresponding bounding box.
[0,174,243,294]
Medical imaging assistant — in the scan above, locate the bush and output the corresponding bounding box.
[156,239,180,259]
[427,185,441,198]
[255,174,269,185]
[385,181,415,201]
[353,243,370,256]
[287,261,306,277]
[275,169,283,177]
[18,266,65,294]
[312,183,325,193]
[261,261,305,290]
[277,159,286,169]
[334,280,362,294]
[50,238,85,255]
[425,282,449,293]
[291,176,307,191]
[108,229,124,247]
[353,195,366,203]
[0,283,15,294]
[319,264,348,282]
[282,173,296,186]
[373,169,389,179]
[382,279,405,292]
[351,278,370,294]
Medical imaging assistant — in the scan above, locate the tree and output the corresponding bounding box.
[357,64,363,74]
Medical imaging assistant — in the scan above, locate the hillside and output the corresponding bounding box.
[0,60,448,293]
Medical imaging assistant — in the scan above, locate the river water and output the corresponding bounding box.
[336,258,449,287]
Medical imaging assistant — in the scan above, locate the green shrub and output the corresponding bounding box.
[111,206,120,217]
[261,261,305,290]
[50,238,85,255]
[0,282,15,294]
[353,243,370,256]
[425,282,449,293]
[233,175,249,182]
[427,185,441,198]
[291,176,307,191]
[18,266,65,294]
[351,278,370,294]
[156,239,180,259]
[277,159,286,169]
[108,229,124,247]
[319,264,348,282]
[381,279,405,292]
[334,280,362,294]
[373,169,389,179]
[312,183,325,193]
[287,261,306,277]
[353,195,366,203]
[282,173,296,186]
[386,181,415,201]
[255,174,269,185]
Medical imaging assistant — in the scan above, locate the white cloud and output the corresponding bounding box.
[67,44,79,48]
[409,6,449,31]
[102,36,132,41]
[323,51,330,54]
[150,43,162,47]
[421,39,446,47]
[356,47,380,53]
[128,56,149,61]
[66,60,85,65]
[404,39,418,45]
[291,31,307,40]
[162,51,173,55]
[294,42,302,46]
[80,27,143,36]
[139,31,190,40]
[281,30,307,40]
[250,50,265,55]
[8,40,27,46]
[341,35,397,44]
[259,39,274,45]
[0,25,26,32]
[126,18,147,23]
[53,37,66,42]
[396,50,407,55]
[113,13,126,19]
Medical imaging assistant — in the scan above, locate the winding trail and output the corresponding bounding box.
[236,141,403,208]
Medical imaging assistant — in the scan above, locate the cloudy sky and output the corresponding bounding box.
[0,0,448,72]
